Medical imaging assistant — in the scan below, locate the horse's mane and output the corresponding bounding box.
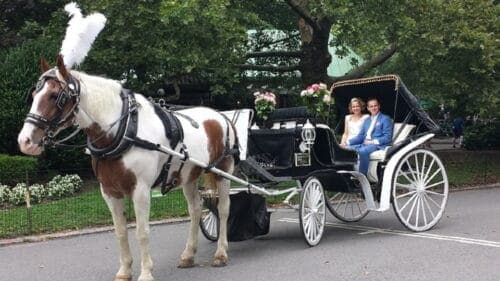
[71,70,123,121]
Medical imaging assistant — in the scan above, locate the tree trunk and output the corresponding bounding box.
[299,17,332,86]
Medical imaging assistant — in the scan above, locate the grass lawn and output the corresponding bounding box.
[0,187,188,239]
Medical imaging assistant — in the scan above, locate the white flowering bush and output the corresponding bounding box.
[46,174,83,200]
[9,183,28,205]
[28,184,46,204]
[0,184,11,204]
[1,174,83,206]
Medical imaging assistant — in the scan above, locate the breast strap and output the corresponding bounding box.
[87,89,138,159]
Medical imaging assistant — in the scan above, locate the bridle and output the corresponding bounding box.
[24,69,81,145]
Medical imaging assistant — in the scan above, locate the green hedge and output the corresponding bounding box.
[463,121,500,150]
[0,154,38,185]
[0,38,58,155]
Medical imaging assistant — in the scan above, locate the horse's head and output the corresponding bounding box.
[18,55,80,155]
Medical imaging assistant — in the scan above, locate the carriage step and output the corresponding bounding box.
[337,170,378,211]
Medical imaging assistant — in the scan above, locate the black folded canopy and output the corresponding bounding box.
[331,75,439,134]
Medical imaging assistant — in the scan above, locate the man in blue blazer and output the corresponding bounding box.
[346,97,393,176]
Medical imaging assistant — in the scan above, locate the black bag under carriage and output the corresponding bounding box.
[227,192,270,242]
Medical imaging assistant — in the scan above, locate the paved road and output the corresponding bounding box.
[1,188,499,281]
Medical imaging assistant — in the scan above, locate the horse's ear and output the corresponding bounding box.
[40,57,50,73]
[56,54,70,81]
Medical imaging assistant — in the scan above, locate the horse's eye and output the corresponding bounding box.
[49,94,58,101]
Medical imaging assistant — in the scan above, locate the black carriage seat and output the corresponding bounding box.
[313,124,357,165]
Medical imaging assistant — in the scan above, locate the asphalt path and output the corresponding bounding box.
[1,188,499,281]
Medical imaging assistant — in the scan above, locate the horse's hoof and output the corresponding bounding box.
[137,274,154,281]
[211,255,228,267]
[114,275,132,281]
[178,257,195,268]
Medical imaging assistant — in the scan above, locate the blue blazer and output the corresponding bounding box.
[348,113,393,147]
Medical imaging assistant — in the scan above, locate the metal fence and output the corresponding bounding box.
[1,150,499,239]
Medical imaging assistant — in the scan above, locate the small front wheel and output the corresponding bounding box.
[299,177,326,247]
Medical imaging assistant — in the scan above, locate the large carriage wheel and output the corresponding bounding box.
[392,149,449,232]
[200,208,219,241]
[299,177,326,246]
[325,190,369,222]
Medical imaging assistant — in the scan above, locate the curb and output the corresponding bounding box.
[0,217,190,248]
[1,183,498,247]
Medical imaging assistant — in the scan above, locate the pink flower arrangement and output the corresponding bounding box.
[300,83,333,122]
[253,91,277,121]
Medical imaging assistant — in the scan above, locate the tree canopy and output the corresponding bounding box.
[1,0,498,115]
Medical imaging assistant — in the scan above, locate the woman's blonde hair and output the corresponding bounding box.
[348,97,366,113]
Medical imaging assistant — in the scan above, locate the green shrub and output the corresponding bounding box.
[463,121,500,150]
[0,39,58,155]
[0,154,38,184]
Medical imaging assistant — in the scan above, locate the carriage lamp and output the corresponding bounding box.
[301,119,316,151]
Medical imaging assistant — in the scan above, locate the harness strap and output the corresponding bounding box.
[87,89,138,159]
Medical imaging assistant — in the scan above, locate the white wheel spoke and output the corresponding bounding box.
[423,192,443,209]
[399,169,416,185]
[424,189,446,197]
[396,190,417,199]
[421,196,428,226]
[396,183,416,190]
[424,168,442,187]
[422,193,436,219]
[399,192,418,213]
[422,158,436,184]
[424,180,445,190]
[414,154,421,182]
[405,194,419,223]
[415,196,421,227]
[420,153,427,182]
[406,159,420,183]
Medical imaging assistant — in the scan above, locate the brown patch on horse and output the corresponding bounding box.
[203,119,234,182]
[40,57,50,73]
[56,54,70,81]
[84,123,115,148]
[91,157,137,199]
[203,119,224,163]
[187,166,202,184]
[35,79,61,117]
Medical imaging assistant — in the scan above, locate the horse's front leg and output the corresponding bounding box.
[178,180,202,268]
[101,187,133,281]
[213,177,230,267]
[132,184,154,281]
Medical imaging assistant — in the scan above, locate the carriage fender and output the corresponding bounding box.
[378,134,435,212]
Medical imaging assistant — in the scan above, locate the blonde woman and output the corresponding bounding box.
[341,98,369,145]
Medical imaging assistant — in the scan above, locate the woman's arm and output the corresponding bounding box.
[341,116,349,145]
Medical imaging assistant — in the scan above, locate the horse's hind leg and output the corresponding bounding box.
[213,176,230,267]
[179,178,202,268]
[132,184,154,281]
[101,187,133,281]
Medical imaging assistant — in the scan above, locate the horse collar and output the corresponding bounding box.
[86,89,139,159]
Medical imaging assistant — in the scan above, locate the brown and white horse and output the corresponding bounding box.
[17,55,236,281]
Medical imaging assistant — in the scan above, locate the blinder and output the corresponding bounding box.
[24,69,80,136]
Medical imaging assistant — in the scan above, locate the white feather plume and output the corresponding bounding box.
[60,2,107,68]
